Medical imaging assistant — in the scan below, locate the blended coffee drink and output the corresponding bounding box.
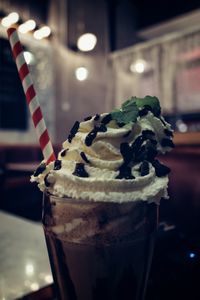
[32,96,174,300]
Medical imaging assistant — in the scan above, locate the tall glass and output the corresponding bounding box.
[42,193,158,300]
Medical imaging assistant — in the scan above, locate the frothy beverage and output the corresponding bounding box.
[43,195,157,300]
[32,96,174,300]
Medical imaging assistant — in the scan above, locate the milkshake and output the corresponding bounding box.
[32,96,174,300]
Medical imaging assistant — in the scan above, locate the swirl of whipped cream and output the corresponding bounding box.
[31,110,173,203]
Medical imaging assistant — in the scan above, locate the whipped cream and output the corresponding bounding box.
[31,102,174,204]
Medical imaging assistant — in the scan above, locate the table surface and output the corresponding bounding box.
[0,211,53,300]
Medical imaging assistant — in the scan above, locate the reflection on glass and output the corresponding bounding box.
[24,51,35,65]
[25,263,34,276]
[30,282,39,291]
[44,274,53,284]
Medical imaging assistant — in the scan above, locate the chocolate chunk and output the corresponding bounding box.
[123,130,131,138]
[33,163,46,177]
[116,164,135,180]
[98,124,107,132]
[164,129,174,137]
[60,149,68,157]
[84,116,92,121]
[44,174,51,187]
[161,138,175,148]
[85,124,107,146]
[152,160,171,177]
[73,163,89,177]
[143,105,152,112]
[131,136,144,152]
[159,117,166,126]
[80,151,90,163]
[146,142,158,162]
[138,107,149,117]
[142,130,155,138]
[85,127,98,146]
[68,121,80,143]
[120,143,133,163]
[117,122,125,127]
[140,160,149,176]
[135,145,146,162]
[101,114,112,125]
[149,139,157,145]
[154,107,161,117]
[54,160,62,170]
[94,114,100,121]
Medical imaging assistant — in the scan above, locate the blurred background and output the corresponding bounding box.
[0,0,200,299]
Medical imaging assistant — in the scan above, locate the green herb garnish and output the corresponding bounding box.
[134,95,161,117]
[111,95,161,125]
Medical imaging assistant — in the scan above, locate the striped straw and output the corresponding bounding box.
[7,27,56,164]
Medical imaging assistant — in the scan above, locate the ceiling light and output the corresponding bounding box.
[1,12,19,27]
[130,59,147,74]
[77,33,97,52]
[33,29,43,40]
[18,19,36,33]
[176,119,188,132]
[75,67,89,81]
[33,26,51,40]
[1,17,10,27]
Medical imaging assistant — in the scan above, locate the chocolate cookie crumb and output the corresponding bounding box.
[54,160,62,170]
[94,114,100,121]
[80,152,90,163]
[85,127,98,146]
[152,160,171,177]
[98,124,107,132]
[44,174,51,187]
[116,164,135,180]
[140,161,149,176]
[161,138,175,148]
[138,107,149,117]
[101,114,112,125]
[60,149,68,157]
[73,163,89,177]
[68,121,80,143]
[164,129,174,137]
[84,116,92,121]
[34,163,46,177]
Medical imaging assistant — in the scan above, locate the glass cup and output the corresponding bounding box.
[42,193,158,300]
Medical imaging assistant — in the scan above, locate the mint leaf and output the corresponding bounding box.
[123,103,138,122]
[111,100,138,125]
[111,95,161,125]
[111,110,125,124]
[122,98,136,111]
[135,96,161,117]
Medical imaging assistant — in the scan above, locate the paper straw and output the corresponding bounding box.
[7,27,56,164]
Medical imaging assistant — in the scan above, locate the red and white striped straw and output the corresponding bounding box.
[7,27,56,164]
